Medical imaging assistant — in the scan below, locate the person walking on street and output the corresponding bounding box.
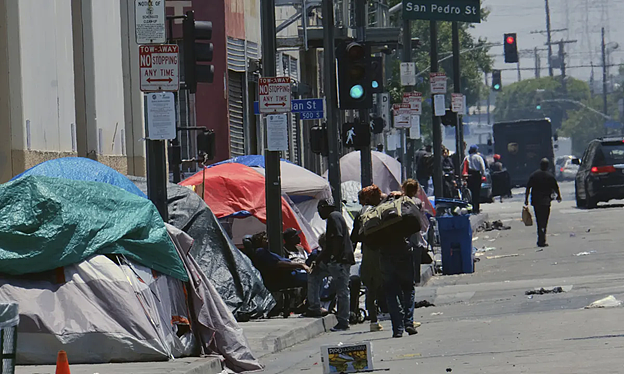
[306,199,355,331]
[463,145,487,214]
[359,185,419,338]
[525,158,562,247]
[415,145,434,193]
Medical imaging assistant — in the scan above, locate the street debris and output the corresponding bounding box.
[574,251,596,256]
[536,248,543,252]
[486,254,519,260]
[430,312,444,316]
[472,237,479,242]
[585,295,623,309]
[477,220,511,232]
[525,287,564,296]
[477,246,496,252]
[570,233,576,237]
[414,300,435,308]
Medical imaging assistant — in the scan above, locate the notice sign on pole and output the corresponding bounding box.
[146,92,176,140]
[393,104,412,128]
[430,73,447,94]
[403,0,481,23]
[451,93,465,113]
[135,0,166,44]
[400,62,417,86]
[139,45,179,92]
[266,114,289,151]
[259,77,292,114]
[409,115,421,139]
[402,92,423,114]
[433,94,446,117]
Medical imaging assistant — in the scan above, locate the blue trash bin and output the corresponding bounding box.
[437,215,474,275]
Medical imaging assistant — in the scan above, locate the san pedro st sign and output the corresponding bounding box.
[403,0,481,23]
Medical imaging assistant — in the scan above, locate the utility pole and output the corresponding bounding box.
[451,21,464,177]
[602,27,608,116]
[545,0,554,77]
[559,41,566,93]
[534,47,541,78]
[402,16,413,179]
[517,61,522,82]
[260,0,284,256]
[485,72,490,125]
[430,21,443,198]
[355,0,373,188]
[322,0,342,207]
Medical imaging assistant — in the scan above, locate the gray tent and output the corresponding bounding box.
[129,177,275,320]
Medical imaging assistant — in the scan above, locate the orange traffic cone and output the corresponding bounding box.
[56,350,71,374]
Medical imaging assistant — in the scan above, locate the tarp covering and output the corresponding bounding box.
[129,176,275,320]
[11,157,147,198]
[209,155,331,200]
[0,175,187,281]
[180,163,311,251]
[326,150,403,193]
[167,224,263,372]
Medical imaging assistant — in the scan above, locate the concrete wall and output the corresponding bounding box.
[0,0,78,182]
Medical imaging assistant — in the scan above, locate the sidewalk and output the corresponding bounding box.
[15,315,338,374]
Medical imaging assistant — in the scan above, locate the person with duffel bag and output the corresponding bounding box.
[358,185,422,338]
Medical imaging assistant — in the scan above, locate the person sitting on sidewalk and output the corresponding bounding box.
[283,228,308,264]
[306,198,355,332]
[251,231,310,292]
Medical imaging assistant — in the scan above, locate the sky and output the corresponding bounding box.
[469,0,624,86]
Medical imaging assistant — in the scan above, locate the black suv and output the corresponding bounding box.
[574,137,624,208]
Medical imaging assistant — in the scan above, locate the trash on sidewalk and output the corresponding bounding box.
[477,220,512,232]
[585,295,623,309]
[486,254,519,260]
[472,237,479,242]
[570,233,576,237]
[574,251,597,256]
[430,312,444,316]
[321,341,373,373]
[477,246,496,252]
[525,287,565,296]
[414,300,435,308]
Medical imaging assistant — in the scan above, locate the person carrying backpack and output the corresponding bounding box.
[415,145,434,192]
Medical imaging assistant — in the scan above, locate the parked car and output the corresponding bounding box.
[574,137,624,208]
[555,155,574,180]
[559,158,579,180]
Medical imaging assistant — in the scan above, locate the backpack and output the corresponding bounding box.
[419,152,434,176]
[359,196,422,247]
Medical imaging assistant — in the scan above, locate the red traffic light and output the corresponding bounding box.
[506,36,515,45]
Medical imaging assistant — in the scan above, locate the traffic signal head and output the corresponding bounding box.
[337,41,372,109]
[369,57,383,93]
[310,125,329,156]
[536,99,542,110]
[197,129,215,160]
[492,70,502,91]
[504,33,518,63]
[183,11,214,93]
[342,120,370,149]
[441,110,457,127]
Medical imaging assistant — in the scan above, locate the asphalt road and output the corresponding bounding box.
[260,181,624,374]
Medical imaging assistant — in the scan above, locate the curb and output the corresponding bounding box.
[253,314,338,358]
[171,357,224,374]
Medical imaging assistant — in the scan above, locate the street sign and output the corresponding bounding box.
[266,114,289,151]
[409,115,421,139]
[135,0,166,44]
[433,94,446,116]
[403,0,481,23]
[253,98,324,119]
[139,45,179,92]
[146,92,176,140]
[393,104,412,128]
[451,93,465,113]
[403,92,423,115]
[430,73,447,94]
[259,77,292,114]
[379,93,391,129]
[400,62,417,86]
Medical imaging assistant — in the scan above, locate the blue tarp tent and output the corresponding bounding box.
[12,157,147,198]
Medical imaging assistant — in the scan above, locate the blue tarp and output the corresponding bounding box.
[207,155,293,169]
[12,157,147,199]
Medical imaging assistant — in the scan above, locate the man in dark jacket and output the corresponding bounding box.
[525,158,562,247]
[306,199,355,331]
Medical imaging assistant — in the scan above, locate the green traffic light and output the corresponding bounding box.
[350,85,364,99]
[493,84,501,90]
[536,105,542,110]
[372,81,379,89]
